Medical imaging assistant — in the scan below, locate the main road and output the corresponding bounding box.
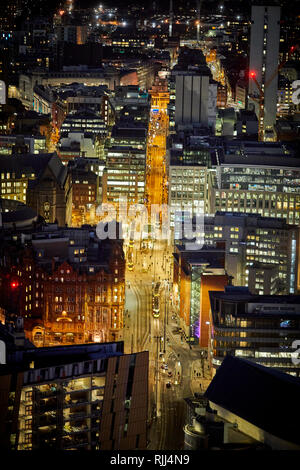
[122,76,212,450]
[122,236,211,450]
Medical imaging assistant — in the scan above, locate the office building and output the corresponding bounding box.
[19,68,121,109]
[173,48,217,129]
[201,212,299,295]
[60,110,107,138]
[0,135,46,155]
[212,141,300,225]
[173,244,229,346]
[174,73,217,129]
[168,128,216,221]
[103,119,147,205]
[209,287,300,377]
[33,84,112,127]
[111,86,149,119]
[248,4,281,137]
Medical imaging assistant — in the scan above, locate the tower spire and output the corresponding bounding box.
[169,0,173,37]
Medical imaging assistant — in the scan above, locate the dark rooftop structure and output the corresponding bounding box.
[174,245,226,276]
[216,140,299,167]
[209,285,300,307]
[0,337,124,374]
[0,152,68,190]
[204,355,300,448]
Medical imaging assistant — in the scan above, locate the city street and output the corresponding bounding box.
[122,235,212,449]
[121,77,213,449]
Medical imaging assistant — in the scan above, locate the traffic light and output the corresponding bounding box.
[249,71,256,79]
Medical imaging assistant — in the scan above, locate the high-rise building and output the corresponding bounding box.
[209,287,300,377]
[168,129,215,222]
[174,74,217,129]
[248,4,281,137]
[200,212,299,295]
[173,244,229,345]
[103,119,147,205]
[173,49,217,129]
[0,328,148,450]
[212,140,300,225]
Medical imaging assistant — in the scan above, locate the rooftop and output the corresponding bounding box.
[204,355,300,446]
[209,287,300,305]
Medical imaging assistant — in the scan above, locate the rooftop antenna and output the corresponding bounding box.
[169,0,173,37]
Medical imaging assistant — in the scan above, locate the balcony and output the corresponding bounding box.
[62,438,89,449]
[64,411,88,421]
[37,416,57,427]
[64,397,89,408]
[63,424,89,435]
[35,388,58,399]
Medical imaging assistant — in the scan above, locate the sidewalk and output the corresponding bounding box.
[190,358,212,395]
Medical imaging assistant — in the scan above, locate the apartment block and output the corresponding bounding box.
[0,337,148,450]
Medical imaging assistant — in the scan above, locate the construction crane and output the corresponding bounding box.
[169,0,173,38]
[249,45,298,141]
[196,0,203,43]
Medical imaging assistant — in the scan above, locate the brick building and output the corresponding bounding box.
[173,244,229,346]
[69,160,99,227]
[0,224,125,346]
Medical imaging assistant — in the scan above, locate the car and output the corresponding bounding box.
[167,371,172,377]
[166,382,171,389]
